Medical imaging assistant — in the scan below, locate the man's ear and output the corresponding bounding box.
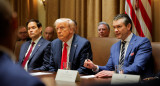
[39,26,42,33]
[69,27,74,33]
[127,23,131,31]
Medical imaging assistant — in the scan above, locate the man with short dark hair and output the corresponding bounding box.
[18,19,51,71]
[0,0,44,86]
[84,14,153,79]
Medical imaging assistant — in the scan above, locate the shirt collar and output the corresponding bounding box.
[31,36,42,44]
[121,33,133,43]
[63,35,74,47]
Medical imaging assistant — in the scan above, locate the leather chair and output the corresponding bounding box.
[88,37,160,74]
[14,41,26,62]
[151,42,160,73]
[88,37,119,66]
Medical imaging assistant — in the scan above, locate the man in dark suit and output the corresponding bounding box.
[84,14,153,78]
[38,18,93,74]
[18,19,51,71]
[0,0,44,86]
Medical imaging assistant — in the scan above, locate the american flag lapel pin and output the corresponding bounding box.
[130,53,134,56]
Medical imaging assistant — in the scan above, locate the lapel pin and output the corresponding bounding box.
[130,53,134,56]
[38,44,40,46]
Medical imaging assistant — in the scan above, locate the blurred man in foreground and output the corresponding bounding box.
[0,0,44,86]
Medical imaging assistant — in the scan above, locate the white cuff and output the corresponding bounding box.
[92,65,99,73]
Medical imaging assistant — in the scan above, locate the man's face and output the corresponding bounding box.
[113,19,131,40]
[18,27,28,40]
[55,22,73,42]
[27,22,42,41]
[44,27,54,41]
[98,24,109,37]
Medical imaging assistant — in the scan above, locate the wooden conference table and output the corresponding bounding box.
[33,71,112,86]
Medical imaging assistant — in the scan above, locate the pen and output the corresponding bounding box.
[86,53,89,66]
[86,53,89,61]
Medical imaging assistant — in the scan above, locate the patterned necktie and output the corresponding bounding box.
[22,42,35,68]
[119,41,126,67]
[60,43,68,69]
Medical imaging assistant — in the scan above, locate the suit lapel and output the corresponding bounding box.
[29,37,43,61]
[125,34,136,61]
[69,34,77,63]
[20,41,30,64]
[116,41,121,65]
[57,40,62,69]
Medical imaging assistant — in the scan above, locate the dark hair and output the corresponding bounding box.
[113,13,132,31]
[98,22,110,31]
[26,19,42,28]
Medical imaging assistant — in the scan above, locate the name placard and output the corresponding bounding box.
[111,74,140,85]
[55,69,80,82]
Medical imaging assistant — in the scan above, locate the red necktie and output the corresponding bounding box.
[60,43,68,69]
[22,42,35,68]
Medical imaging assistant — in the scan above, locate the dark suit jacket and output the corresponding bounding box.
[99,34,153,78]
[0,50,44,86]
[18,37,51,71]
[39,34,93,74]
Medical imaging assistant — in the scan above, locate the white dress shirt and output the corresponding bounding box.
[62,35,74,69]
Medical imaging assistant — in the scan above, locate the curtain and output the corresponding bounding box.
[12,0,38,26]
[46,0,125,38]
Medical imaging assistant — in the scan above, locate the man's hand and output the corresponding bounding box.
[84,59,97,70]
[95,70,114,78]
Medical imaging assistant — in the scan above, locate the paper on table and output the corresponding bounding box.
[80,75,96,78]
[30,72,53,76]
